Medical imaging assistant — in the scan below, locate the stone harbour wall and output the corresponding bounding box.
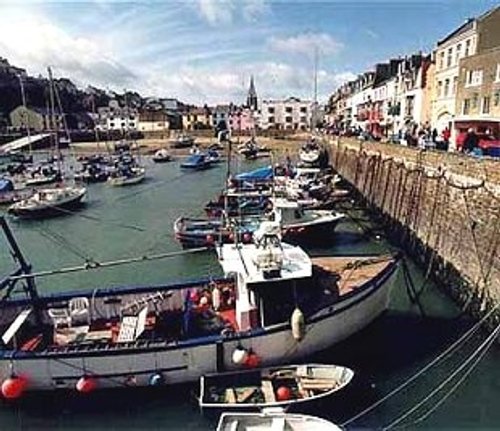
[329,138,500,323]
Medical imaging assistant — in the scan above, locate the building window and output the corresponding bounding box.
[285,107,293,113]
[439,52,445,70]
[456,43,462,62]
[300,107,307,113]
[462,99,470,115]
[268,116,275,123]
[494,91,500,106]
[447,47,453,67]
[438,80,443,97]
[465,39,471,57]
[268,107,275,114]
[481,96,490,115]
[285,116,293,123]
[452,76,458,94]
[465,70,483,87]
[300,116,307,123]
[472,93,478,109]
[444,78,450,97]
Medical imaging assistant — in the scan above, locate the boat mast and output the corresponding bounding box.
[18,74,32,155]
[48,66,61,173]
[311,46,319,135]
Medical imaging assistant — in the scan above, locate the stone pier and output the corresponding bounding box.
[329,138,500,324]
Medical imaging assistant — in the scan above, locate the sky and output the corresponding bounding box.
[0,0,498,105]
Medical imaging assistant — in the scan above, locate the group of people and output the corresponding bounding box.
[400,124,451,151]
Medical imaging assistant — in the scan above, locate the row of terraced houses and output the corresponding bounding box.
[326,6,500,149]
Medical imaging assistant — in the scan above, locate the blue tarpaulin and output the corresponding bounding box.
[0,178,14,193]
[234,166,273,182]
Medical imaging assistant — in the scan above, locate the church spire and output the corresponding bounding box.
[246,76,258,111]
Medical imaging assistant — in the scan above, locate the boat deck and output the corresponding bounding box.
[312,256,395,296]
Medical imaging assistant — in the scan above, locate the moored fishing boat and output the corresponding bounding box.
[0,217,399,396]
[216,410,342,431]
[7,186,87,218]
[108,166,146,186]
[199,363,354,410]
[181,153,212,170]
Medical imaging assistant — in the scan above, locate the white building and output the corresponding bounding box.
[258,97,311,131]
[432,18,478,137]
[96,101,138,132]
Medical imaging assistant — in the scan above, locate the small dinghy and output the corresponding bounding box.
[152,148,171,163]
[216,410,342,431]
[199,364,354,410]
[8,186,87,218]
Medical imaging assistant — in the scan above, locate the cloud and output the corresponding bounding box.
[196,0,268,26]
[0,10,136,89]
[139,61,355,105]
[268,32,344,56]
[197,0,235,26]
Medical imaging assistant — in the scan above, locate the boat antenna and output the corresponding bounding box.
[18,74,32,155]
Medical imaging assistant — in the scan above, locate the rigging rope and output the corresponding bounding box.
[402,325,499,428]
[382,320,500,430]
[7,247,208,281]
[341,300,500,427]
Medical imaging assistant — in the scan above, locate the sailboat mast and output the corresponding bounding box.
[47,66,61,172]
[18,74,32,154]
[312,46,319,134]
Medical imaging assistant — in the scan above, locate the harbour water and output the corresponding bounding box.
[0,155,499,430]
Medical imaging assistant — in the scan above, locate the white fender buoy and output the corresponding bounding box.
[232,346,248,365]
[212,285,221,311]
[291,307,305,341]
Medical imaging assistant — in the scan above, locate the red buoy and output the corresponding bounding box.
[244,352,261,368]
[1,376,27,399]
[276,386,292,401]
[189,290,200,303]
[76,376,97,393]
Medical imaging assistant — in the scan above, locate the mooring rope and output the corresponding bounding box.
[341,300,500,427]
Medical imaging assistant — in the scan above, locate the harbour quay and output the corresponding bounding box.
[329,137,500,327]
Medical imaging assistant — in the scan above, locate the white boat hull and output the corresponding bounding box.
[0,263,398,391]
[108,170,146,186]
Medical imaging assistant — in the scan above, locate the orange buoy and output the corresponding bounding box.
[276,386,292,401]
[1,376,27,399]
[76,376,97,393]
